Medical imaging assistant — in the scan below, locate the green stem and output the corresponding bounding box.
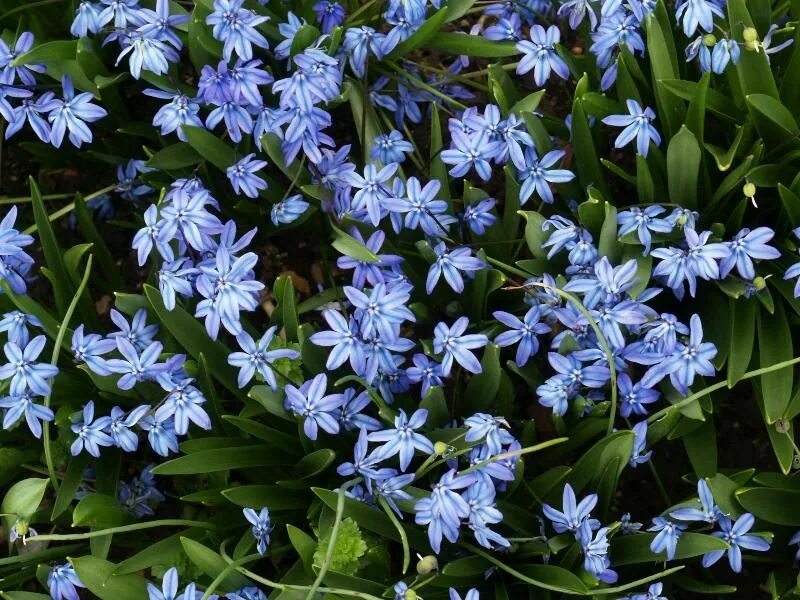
[647,355,800,424]
[0,0,65,22]
[462,61,520,79]
[234,565,384,600]
[0,193,72,205]
[385,61,468,110]
[43,255,93,492]
[201,547,259,600]
[378,497,410,574]
[458,437,568,476]
[23,184,117,235]
[29,519,216,542]
[305,479,357,600]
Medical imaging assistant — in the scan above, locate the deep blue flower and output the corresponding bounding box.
[207,0,269,61]
[368,408,434,471]
[618,373,659,417]
[651,228,729,298]
[405,353,444,397]
[285,373,346,439]
[338,426,385,482]
[0,335,59,396]
[206,98,253,143]
[433,317,489,376]
[227,154,269,198]
[538,374,576,416]
[516,25,570,86]
[228,327,299,389]
[139,0,187,48]
[271,194,310,226]
[493,306,551,366]
[426,243,485,294]
[275,12,306,62]
[244,507,273,555]
[7,93,59,143]
[648,517,686,560]
[48,75,107,148]
[109,308,159,353]
[617,206,673,255]
[48,564,85,600]
[484,13,523,40]
[371,130,415,165]
[228,588,267,600]
[383,177,454,236]
[414,469,478,553]
[109,405,149,452]
[602,100,661,157]
[116,159,154,201]
[343,26,383,77]
[70,401,114,457]
[313,0,345,33]
[558,0,598,29]
[463,198,497,235]
[580,526,617,583]
[702,513,770,572]
[629,421,652,466]
[338,388,381,431]
[463,478,510,550]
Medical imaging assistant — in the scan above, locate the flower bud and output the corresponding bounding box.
[404,590,418,600]
[742,27,759,43]
[703,33,717,46]
[434,441,449,456]
[743,182,756,198]
[752,276,767,290]
[776,418,791,433]
[416,554,439,575]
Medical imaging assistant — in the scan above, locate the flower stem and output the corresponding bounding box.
[28,519,216,542]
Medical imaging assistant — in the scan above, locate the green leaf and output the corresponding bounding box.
[72,494,133,528]
[510,90,545,115]
[645,4,684,137]
[736,487,800,525]
[611,532,728,565]
[758,301,793,422]
[389,7,448,58]
[685,71,710,140]
[30,177,73,316]
[0,593,51,600]
[778,184,800,227]
[290,24,322,55]
[423,32,518,56]
[182,125,235,171]
[70,557,149,600]
[180,538,250,592]
[330,221,380,263]
[13,41,77,66]
[636,154,656,202]
[463,344,501,414]
[746,93,800,148]
[728,0,780,100]
[568,431,634,497]
[222,486,308,510]
[667,126,701,209]
[429,105,451,201]
[114,531,194,575]
[74,195,122,291]
[347,77,382,163]
[521,211,549,259]
[146,143,202,170]
[682,419,717,479]
[660,79,741,122]
[273,275,299,342]
[727,299,756,385]
[444,0,477,20]
[151,444,293,475]
[51,453,89,520]
[1,478,48,534]
[571,75,607,196]
[144,284,243,399]
[597,202,619,262]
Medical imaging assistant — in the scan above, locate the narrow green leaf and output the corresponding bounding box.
[758,301,793,422]
[150,444,293,475]
[667,126,701,209]
[273,275,299,342]
[180,538,250,592]
[71,557,149,600]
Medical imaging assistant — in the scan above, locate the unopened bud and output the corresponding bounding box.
[434,441,449,456]
[404,590,418,600]
[416,555,439,575]
[743,182,756,198]
[776,418,791,433]
[743,27,759,43]
[752,276,767,291]
[703,33,717,46]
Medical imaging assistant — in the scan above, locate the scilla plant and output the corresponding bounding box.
[0,0,799,597]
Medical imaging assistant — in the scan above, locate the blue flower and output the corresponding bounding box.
[493,306,551,366]
[784,261,800,298]
[516,25,570,87]
[132,205,171,265]
[0,335,59,396]
[337,229,403,288]
[228,154,269,198]
[426,243,486,294]
[48,564,85,600]
[139,0,188,48]
[617,206,673,255]
[228,327,300,389]
[338,388,381,431]
[141,415,179,457]
[0,392,54,439]
[368,408,434,471]
[642,314,717,395]
[676,0,724,36]
[195,247,264,339]
[670,479,722,523]
[580,526,617,583]
[383,177,454,237]
[720,227,780,280]
[313,0,345,33]
[147,567,182,600]
[107,339,164,391]
[48,76,108,148]
[70,401,114,458]
[155,377,211,435]
[648,517,686,560]
[463,198,497,235]
[144,89,204,142]
[618,373,659,417]
[350,162,398,226]
[72,1,102,37]
[651,228,729,298]
[414,469,478,553]
[7,93,60,143]
[207,0,269,61]
[405,353,444,397]
[310,309,366,373]
[629,421,652,467]
[109,308,159,352]
[433,317,489,376]
[228,588,267,600]
[244,507,273,555]
[440,129,502,181]
[109,405,150,452]
[158,258,196,311]
[449,589,479,600]
[602,100,661,157]
[275,12,306,62]
[343,26,382,77]
[116,159,154,201]
[116,34,175,79]
[702,513,770,572]
[543,483,599,538]
[464,413,515,456]
[284,374,346,439]
[345,283,415,342]
[371,130,415,165]
[98,0,147,29]
[517,147,575,205]
[463,479,510,550]
[271,194,310,225]
[711,38,741,73]
[0,311,41,346]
